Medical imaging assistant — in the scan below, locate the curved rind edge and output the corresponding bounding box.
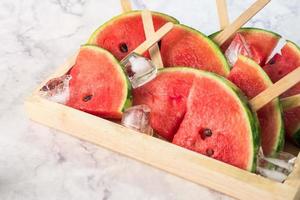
[159,67,259,172]
[80,45,133,112]
[87,10,179,45]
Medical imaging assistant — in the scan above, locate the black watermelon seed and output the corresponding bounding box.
[83,95,93,102]
[119,43,128,53]
[203,128,212,137]
[200,128,213,140]
[206,149,214,157]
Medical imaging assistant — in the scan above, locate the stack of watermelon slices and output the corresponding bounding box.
[65,11,300,172]
[213,28,300,148]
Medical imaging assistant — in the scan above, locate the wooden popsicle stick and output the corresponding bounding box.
[250,67,300,111]
[281,94,300,111]
[120,0,132,12]
[216,0,230,29]
[142,9,164,68]
[121,22,174,62]
[214,0,271,45]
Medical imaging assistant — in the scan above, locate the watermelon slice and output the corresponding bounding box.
[228,55,284,156]
[87,11,179,60]
[133,68,194,141]
[88,11,230,77]
[211,28,281,66]
[66,45,132,119]
[160,24,230,77]
[263,41,300,146]
[172,68,259,171]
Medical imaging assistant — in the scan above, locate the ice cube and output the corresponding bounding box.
[39,74,72,104]
[225,33,254,66]
[122,53,157,88]
[121,105,153,136]
[256,148,296,182]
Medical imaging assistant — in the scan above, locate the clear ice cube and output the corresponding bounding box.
[39,74,72,104]
[225,33,254,66]
[122,53,157,88]
[121,105,153,136]
[256,148,296,182]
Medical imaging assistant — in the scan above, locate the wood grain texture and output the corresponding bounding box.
[214,0,271,45]
[25,54,300,200]
[142,9,164,68]
[120,0,132,12]
[216,0,230,29]
[250,67,300,111]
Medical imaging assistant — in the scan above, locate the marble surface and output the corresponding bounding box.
[1,0,300,199]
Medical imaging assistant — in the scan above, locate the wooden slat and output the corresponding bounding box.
[216,0,230,29]
[281,94,300,111]
[120,0,132,12]
[250,67,300,111]
[214,0,271,45]
[121,22,174,62]
[142,9,164,68]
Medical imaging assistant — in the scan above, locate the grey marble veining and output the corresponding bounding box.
[0,0,299,199]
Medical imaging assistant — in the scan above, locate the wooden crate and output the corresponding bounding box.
[25,54,300,200]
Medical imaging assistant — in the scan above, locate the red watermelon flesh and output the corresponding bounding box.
[263,41,300,144]
[66,45,131,119]
[133,69,194,141]
[160,24,230,77]
[87,11,178,60]
[214,28,281,66]
[172,70,259,171]
[228,55,284,156]
[88,11,230,77]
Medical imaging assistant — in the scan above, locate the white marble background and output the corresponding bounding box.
[0,0,300,199]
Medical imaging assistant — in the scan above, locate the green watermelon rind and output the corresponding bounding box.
[159,67,259,172]
[173,24,231,76]
[80,45,133,112]
[209,27,281,40]
[237,55,285,157]
[87,10,179,45]
[285,40,300,57]
[235,27,281,38]
[282,40,300,146]
[214,70,260,172]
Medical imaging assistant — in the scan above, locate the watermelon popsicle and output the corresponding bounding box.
[119,22,174,88]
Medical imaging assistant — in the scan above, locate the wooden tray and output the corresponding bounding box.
[25,54,300,200]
